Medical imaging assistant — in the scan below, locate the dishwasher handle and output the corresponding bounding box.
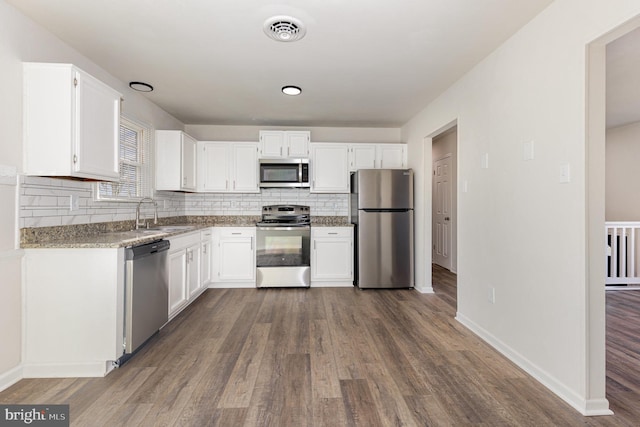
[125,239,170,260]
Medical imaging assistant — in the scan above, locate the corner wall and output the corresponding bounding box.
[402,0,640,415]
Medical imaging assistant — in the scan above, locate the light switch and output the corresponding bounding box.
[462,180,469,193]
[560,163,570,183]
[523,140,534,161]
[70,195,79,211]
[481,153,489,169]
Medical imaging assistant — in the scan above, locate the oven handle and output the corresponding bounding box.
[257,226,311,231]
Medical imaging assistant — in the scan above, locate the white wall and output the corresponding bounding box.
[0,0,183,390]
[402,0,640,415]
[605,121,640,220]
[185,124,401,143]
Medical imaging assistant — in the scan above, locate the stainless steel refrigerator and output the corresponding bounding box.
[350,169,414,289]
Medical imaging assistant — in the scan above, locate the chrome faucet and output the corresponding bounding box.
[135,197,158,229]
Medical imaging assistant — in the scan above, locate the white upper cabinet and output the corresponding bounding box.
[377,144,407,169]
[197,141,259,193]
[156,130,197,191]
[23,63,121,181]
[310,143,349,193]
[348,143,407,171]
[348,144,377,170]
[259,130,310,158]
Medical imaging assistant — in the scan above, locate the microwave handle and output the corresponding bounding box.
[299,162,303,183]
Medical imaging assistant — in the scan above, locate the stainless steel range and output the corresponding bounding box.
[256,204,311,288]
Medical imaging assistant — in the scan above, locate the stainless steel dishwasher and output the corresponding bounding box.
[123,239,170,358]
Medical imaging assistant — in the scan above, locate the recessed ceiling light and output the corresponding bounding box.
[282,86,302,96]
[129,81,154,92]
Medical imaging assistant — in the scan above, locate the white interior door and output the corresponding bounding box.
[433,155,452,270]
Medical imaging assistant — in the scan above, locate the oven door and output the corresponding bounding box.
[256,225,310,287]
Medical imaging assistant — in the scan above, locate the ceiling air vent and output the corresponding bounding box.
[263,16,306,42]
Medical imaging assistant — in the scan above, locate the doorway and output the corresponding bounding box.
[587,14,640,414]
[432,127,457,273]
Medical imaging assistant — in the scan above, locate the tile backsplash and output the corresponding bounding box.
[19,176,348,228]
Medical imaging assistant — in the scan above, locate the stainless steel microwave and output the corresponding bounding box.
[259,158,310,188]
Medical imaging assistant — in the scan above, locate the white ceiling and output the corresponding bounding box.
[8,0,557,127]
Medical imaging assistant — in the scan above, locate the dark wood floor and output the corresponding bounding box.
[1,266,639,426]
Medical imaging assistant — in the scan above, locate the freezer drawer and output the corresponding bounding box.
[356,210,414,288]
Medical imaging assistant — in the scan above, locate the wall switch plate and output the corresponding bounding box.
[462,180,469,193]
[69,195,79,211]
[481,153,489,169]
[560,163,570,183]
[488,287,496,304]
[523,140,534,161]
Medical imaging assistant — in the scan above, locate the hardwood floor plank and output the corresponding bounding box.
[312,397,349,427]
[340,378,384,427]
[218,322,271,409]
[310,319,342,399]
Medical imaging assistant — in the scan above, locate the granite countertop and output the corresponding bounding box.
[21,215,351,248]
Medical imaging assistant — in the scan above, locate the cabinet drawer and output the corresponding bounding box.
[169,231,201,251]
[217,227,256,238]
[312,227,352,238]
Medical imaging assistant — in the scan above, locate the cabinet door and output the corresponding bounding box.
[232,143,259,192]
[181,133,197,190]
[312,237,353,280]
[74,69,120,181]
[168,250,188,316]
[259,131,285,158]
[349,144,377,171]
[199,142,230,191]
[286,131,310,158]
[377,144,406,169]
[218,237,255,281]
[310,144,349,193]
[186,244,201,299]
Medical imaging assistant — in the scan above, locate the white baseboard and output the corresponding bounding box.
[455,313,613,417]
[22,362,108,378]
[414,285,434,294]
[0,364,23,392]
[310,281,353,287]
[208,282,256,289]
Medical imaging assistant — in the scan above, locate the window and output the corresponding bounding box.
[96,117,153,201]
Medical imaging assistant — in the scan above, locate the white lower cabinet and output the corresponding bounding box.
[311,227,354,287]
[23,248,125,377]
[168,231,206,319]
[211,227,256,287]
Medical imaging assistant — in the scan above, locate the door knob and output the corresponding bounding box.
[444,217,450,221]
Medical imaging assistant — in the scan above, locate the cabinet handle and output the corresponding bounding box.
[280,147,283,157]
[226,180,228,190]
[314,241,316,250]
[233,180,236,190]
[73,154,78,164]
[203,245,207,254]
[328,232,338,235]
[250,237,253,250]
[287,147,290,157]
